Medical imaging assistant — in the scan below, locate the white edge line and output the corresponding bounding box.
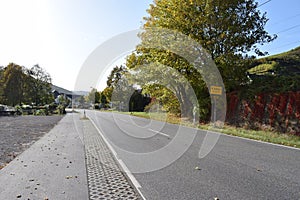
[188,126,300,151]
[209,130,300,151]
[157,121,300,151]
[148,128,170,138]
[99,110,300,151]
[118,159,141,188]
[87,116,147,200]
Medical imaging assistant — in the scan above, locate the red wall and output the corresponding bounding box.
[226,92,300,135]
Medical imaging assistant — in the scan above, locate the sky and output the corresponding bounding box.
[0,0,299,91]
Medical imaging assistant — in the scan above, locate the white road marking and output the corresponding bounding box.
[118,118,128,123]
[212,130,300,151]
[85,109,300,151]
[87,115,146,200]
[118,159,147,200]
[148,128,170,138]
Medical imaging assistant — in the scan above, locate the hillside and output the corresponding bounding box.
[246,46,300,94]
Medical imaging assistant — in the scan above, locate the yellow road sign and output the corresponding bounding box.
[210,86,222,95]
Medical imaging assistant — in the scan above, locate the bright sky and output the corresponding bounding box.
[0,0,299,91]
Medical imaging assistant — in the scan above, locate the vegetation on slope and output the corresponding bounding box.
[246,46,300,95]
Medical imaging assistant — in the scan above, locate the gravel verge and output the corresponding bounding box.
[0,115,64,168]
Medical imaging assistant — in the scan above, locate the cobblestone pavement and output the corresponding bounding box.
[82,119,143,200]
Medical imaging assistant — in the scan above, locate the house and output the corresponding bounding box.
[51,85,74,100]
[51,85,88,107]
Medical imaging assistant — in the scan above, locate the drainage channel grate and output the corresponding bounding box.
[83,120,142,200]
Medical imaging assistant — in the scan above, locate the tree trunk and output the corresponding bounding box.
[178,85,193,120]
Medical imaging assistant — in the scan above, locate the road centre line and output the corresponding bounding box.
[95,110,300,151]
[117,118,128,123]
[148,128,170,138]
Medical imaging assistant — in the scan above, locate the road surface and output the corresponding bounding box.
[83,110,300,200]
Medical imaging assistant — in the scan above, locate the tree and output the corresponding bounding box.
[57,94,70,106]
[95,91,100,104]
[0,66,4,103]
[85,88,100,104]
[78,95,86,105]
[129,89,151,112]
[100,91,108,106]
[126,0,276,120]
[0,63,54,106]
[106,65,127,88]
[26,64,53,105]
[102,87,113,103]
[1,63,25,106]
[105,65,133,109]
[0,66,3,79]
[141,84,180,114]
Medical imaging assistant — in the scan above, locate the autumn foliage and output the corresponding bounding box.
[226,92,300,135]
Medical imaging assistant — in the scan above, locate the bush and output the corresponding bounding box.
[21,105,33,115]
[47,103,57,114]
[14,105,23,115]
[94,103,100,109]
[34,109,47,116]
[56,105,66,114]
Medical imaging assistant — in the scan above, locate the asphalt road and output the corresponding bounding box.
[84,110,300,200]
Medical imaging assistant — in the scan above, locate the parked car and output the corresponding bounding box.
[0,104,17,116]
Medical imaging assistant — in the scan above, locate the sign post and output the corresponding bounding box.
[210,86,223,127]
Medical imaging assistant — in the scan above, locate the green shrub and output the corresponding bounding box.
[34,109,47,116]
[56,105,66,114]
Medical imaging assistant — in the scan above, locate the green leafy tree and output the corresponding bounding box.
[1,63,25,106]
[0,66,3,80]
[105,65,133,108]
[0,66,4,103]
[95,91,100,103]
[100,91,108,105]
[85,88,101,104]
[102,87,113,102]
[57,95,70,106]
[142,84,180,114]
[127,0,276,120]
[129,89,151,112]
[26,64,53,105]
[78,95,86,105]
[106,65,127,87]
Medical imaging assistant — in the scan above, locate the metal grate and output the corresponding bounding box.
[83,120,142,200]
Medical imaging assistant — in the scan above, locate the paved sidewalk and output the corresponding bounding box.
[0,113,143,200]
[0,113,89,200]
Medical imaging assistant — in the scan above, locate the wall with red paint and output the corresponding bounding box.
[226,92,300,135]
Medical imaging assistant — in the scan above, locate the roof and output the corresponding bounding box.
[51,85,88,97]
[51,85,73,95]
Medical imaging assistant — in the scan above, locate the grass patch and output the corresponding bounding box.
[127,112,181,123]
[115,111,300,149]
[209,125,300,148]
[248,61,277,75]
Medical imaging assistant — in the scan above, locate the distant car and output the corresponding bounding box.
[0,104,8,112]
[0,104,17,116]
